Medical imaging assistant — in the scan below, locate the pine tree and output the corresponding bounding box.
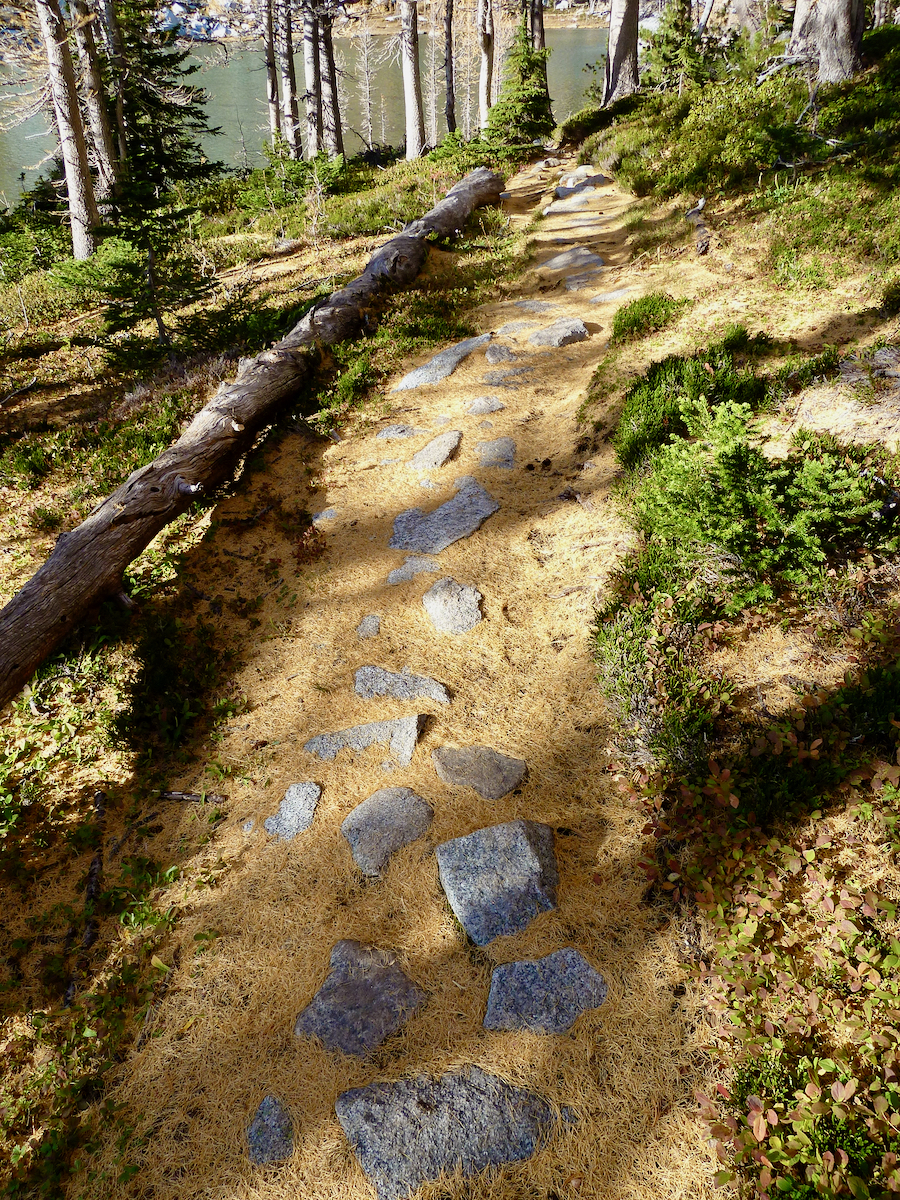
[485,17,552,145]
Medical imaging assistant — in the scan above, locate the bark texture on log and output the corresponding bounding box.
[0,168,504,711]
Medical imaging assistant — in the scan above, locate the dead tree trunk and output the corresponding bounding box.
[444,0,456,133]
[262,0,282,145]
[319,10,344,157]
[302,4,323,156]
[72,0,118,199]
[477,0,493,131]
[278,0,301,156]
[400,0,426,158]
[0,168,505,711]
[603,0,639,104]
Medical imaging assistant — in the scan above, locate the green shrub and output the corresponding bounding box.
[485,19,553,148]
[611,291,688,342]
[612,331,768,469]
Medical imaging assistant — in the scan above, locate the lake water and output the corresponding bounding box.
[0,26,606,205]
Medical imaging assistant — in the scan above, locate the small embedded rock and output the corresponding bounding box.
[422,578,483,634]
[247,1094,293,1165]
[484,948,608,1033]
[264,782,322,840]
[386,555,441,585]
[357,614,381,639]
[393,334,491,391]
[304,716,424,768]
[467,396,506,415]
[477,437,515,469]
[409,430,462,470]
[432,744,527,799]
[354,665,450,705]
[341,787,434,876]
[528,319,589,348]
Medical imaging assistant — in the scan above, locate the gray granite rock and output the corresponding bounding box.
[422,578,483,634]
[264,782,322,840]
[485,344,516,365]
[565,271,604,292]
[312,507,337,523]
[543,192,592,215]
[354,665,450,705]
[377,424,425,439]
[483,366,534,387]
[432,745,527,799]
[304,716,424,768]
[247,1094,293,1165]
[590,286,634,304]
[336,1065,559,1200]
[467,395,506,415]
[477,437,516,469]
[357,614,381,639]
[389,476,499,553]
[496,320,537,336]
[539,246,604,273]
[528,319,589,348]
[484,948,608,1034]
[295,941,426,1058]
[515,299,556,313]
[387,555,441,585]
[409,430,462,470]
[393,334,492,391]
[341,787,434,876]
[436,820,558,946]
[479,420,494,429]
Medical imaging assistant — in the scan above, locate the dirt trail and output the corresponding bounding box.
[86,161,724,1200]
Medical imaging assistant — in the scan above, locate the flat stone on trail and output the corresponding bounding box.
[467,395,505,414]
[477,437,516,469]
[386,555,441,584]
[336,1065,559,1200]
[393,334,492,391]
[304,715,424,768]
[485,344,516,365]
[483,366,534,387]
[341,787,434,876]
[528,319,589,348]
[515,299,555,313]
[357,614,381,639]
[423,577,483,633]
[435,819,558,946]
[432,745,527,799]
[264,782,322,840]
[496,320,537,336]
[543,192,592,215]
[377,424,425,439]
[484,948,608,1034]
[389,476,499,554]
[247,1094,293,1165]
[539,246,604,273]
[409,430,461,470]
[295,940,426,1058]
[591,286,634,304]
[565,271,604,292]
[354,665,450,705]
[312,507,337,523]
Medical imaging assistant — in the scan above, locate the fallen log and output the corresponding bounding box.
[0,167,505,710]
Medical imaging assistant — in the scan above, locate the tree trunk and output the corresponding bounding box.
[0,168,505,711]
[277,0,301,156]
[873,0,890,25]
[35,0,101,259]
[72,0,118,200]
[444,0,456,133]
[789,0,863,81]
[262,0,282,145]
[697,0,716,36]
[400,0,426,158]
[302,5,323,156]
[319,11,344,157]
[477,0,493,131]
[530,0,545,50]
[603,0,639,105]
[96,0,128,161]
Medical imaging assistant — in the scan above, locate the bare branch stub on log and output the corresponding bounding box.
[0,168,505,710]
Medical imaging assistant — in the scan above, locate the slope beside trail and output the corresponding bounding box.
[86,160,726,1200]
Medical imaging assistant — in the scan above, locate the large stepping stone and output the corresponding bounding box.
[389,476,498,554]
[304,715,424,768]
[341,787,434,876]
[393,334,492,391]
[539,246,604,273]
[387,555,441,585]
[565,272,604,292]
[485,344,516,365]
[408,430,461,470]
[483,366,534,388]
[543,192,592,215]
[515,299,555,313]
[467,395,505,415]
[477,437,515,469]
[436,820,558,945]
[423,577,483,634]
[528,319,589,348]
[432,745,527,799]
[591,286,634,305]
[336,1065,560,1200]
[294,941,426,1058]
[496,320,537,336]
[264,782,322,840]
[247,1094,293,1165]
[484,948,608,1034]
[354,665,450,705]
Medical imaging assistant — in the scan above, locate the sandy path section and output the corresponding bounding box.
[88,162,720,1200]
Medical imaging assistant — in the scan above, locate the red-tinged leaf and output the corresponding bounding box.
[843,1078,858,1100]
[831,1081,845,1102]
[716,1083,731,1099]
[767,1109,779,1126]
[592,873,603,886]
[805,1083,821,1100]
[823,1151,835,1170]
[730,796,739,808]
[764,1020,775,1036]
[752,1112,768,1141]
[747,1095,764,1113]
